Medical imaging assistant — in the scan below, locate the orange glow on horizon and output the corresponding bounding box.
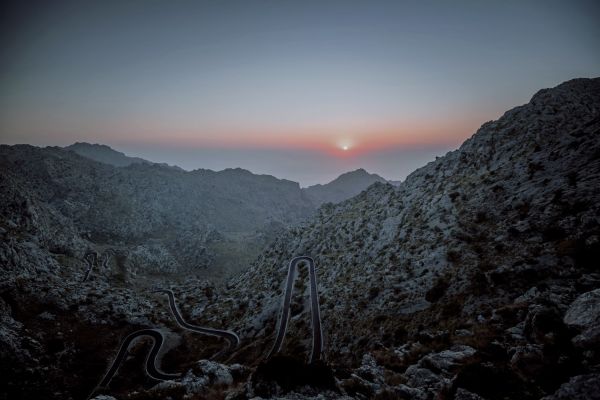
[109,114,485,157]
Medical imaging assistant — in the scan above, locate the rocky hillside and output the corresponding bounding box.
[303,169,387,206]
[1,78,599,400]
[1,143,387,279]
[65,142,152,167]
[193,77,598,399]
[0,145,317,279]
[66,142,387,208]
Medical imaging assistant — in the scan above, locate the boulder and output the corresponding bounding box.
[542,373,600,400]
[564,289,600,348]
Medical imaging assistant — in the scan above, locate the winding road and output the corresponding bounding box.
[100,250,113,269]
[267,256,324,364]
[83,250,113,282]
[89,288,239,398]
[154,288,240,355]
[88,258,321,398]
[82,251,97,282]
[88,328,180,399]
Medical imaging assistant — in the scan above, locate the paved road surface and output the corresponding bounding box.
[100,250,113,269]
[155,288,240,354]
[88,328,180,399]
[82,252,97,282]
[83,250,113,282]
[267,256,324,363]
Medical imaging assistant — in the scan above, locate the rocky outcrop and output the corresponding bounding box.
[542,373,600,400]
[564,289,600,348]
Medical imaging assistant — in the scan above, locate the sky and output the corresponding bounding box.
[1,1,599,186]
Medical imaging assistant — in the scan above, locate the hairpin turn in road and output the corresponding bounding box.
[267,256,323,364]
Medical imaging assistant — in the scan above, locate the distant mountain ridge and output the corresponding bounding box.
[303,168,387,205]
[0,144,315,278]
[65,142,390,206]
[1,143,389,279]
[65,142,151,167]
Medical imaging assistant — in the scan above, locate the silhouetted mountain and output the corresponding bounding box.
[66,142,387,207]
[65,142,151,167]
[303,168,387,205]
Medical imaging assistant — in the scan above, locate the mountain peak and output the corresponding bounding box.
[303,168,388,206]
[64,142,150,167]
[335,168,382,180]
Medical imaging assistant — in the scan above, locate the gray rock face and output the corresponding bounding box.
[542,373,600,400]
[564,289,600,347]
[454,388,486,400]
[420,345,477,374]
[151,360,235,395]
[564,289,600,328]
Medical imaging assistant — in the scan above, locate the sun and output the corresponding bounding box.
[336,139,354,153]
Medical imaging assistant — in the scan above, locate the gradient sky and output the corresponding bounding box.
[1,1,599,185]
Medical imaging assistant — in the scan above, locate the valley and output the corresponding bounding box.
[1,78,599,399]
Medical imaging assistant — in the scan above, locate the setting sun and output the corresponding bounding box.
[337,139,354,154]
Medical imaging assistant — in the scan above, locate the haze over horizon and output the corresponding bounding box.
[1,0,599,185]
[70,141,454,187]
